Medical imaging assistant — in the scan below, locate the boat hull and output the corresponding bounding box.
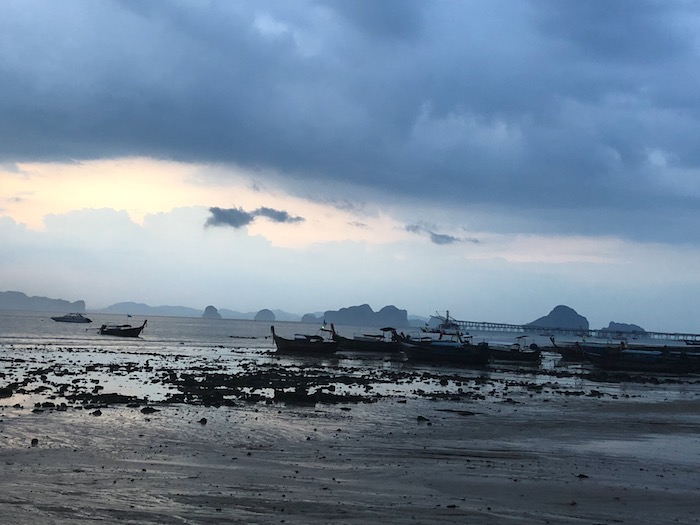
[271,326,339,355]
[333,334,400,353]
[99,320,146,338]
[401,341,490,366]
[489,348,542,363]
[51,313,92,323]
[584,348,700,374]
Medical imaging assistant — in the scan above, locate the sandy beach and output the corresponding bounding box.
[2,368,700,524]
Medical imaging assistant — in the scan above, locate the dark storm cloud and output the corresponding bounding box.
[205,206,304,229]
[323,0,425,40]
[534,0,689,64]
[2,1,700,242]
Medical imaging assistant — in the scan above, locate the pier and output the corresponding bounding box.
[450,319,700,343]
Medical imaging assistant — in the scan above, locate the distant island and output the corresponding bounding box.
[0,290,650,333]
[525,305,589,331]
[94,302,301,321]
[0,291,86,313]
[301,304,410,328]
[202,306,222,319]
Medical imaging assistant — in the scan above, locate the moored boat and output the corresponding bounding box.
[399,331,490,366]
[582,344,700,374]
[51,312,92,323]
[270,325,339,355]
[99,320,147,337]
[549,338,588,361]
[552,337,700,373]
[331,324,401,353]
[420,310,463,334]
[488,336,542,363]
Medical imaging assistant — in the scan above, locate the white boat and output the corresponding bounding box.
[51,313,92,323]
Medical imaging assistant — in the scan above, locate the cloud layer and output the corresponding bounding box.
[2,1,700,243]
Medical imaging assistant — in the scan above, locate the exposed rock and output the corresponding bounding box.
[254,309,275,322]
[202,306,222,319]
[526,305,589,331]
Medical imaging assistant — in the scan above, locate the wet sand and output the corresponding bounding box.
[2,395,700,524]
[2,340,700,524]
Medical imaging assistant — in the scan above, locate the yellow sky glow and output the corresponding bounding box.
[0,157,408,248]
[1,158,633,265]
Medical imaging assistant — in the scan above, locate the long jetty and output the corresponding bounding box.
[451,319,700,343]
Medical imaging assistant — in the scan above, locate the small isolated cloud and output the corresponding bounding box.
[254,207,304,224]
[406,223,478,245]
[429,232,460,245]
[205,207,255,228]
[205,206,304,229]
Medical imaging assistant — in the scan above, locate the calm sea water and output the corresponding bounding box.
[0,310,317,350]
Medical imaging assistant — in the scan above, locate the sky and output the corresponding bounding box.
[2,0,700,331]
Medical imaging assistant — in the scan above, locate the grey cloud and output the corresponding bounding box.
[2,1,700,243]
[205,206,304,229]
[406,223,474,246]
[429,232,459,245]
[535,0,690,64]
[205,207,255,228]
[324,0,425,40]
[253,207,304,224]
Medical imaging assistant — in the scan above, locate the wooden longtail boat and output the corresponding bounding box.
[331,324,401,353]
[399,331,490,366]
[270,325,339,355]
[99,320,147,338]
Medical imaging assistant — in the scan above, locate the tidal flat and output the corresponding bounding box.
[1,340,700,524]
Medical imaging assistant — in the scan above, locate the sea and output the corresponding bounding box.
[2,310,700,408]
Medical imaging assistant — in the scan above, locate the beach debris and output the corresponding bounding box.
[198,417,208,425]
[30,438,39,447]
[91,409,102,416]
[141,406,159,414]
